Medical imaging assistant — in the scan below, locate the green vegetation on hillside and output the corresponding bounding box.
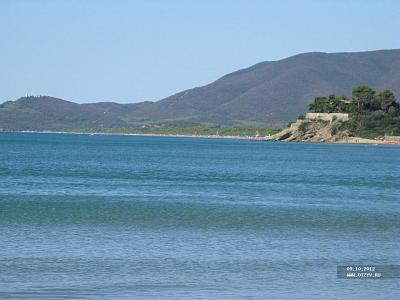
[308,85,400,137]
[308,95,355,113]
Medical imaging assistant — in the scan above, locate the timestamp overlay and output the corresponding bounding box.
[337,265,400,279]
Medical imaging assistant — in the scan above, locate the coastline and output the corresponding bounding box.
[1,130,257,141]
[270,116,400,146]
[2,130,399,145]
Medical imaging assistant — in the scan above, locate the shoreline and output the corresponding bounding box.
[1,130,399,145]
[1,130,260,141]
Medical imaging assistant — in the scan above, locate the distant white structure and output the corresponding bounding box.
[24,94,43,99]
[306,113,349,122]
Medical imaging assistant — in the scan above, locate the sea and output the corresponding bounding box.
[0,132,399,299]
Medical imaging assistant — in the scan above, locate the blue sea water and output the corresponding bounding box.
[0,132,399,299]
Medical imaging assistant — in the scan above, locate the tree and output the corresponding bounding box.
[352,85,376,113]
[327,94,340,112]
[309,94,352,113]
[376,90,399,115]
[337,96,355,113]
[309,96,328,113]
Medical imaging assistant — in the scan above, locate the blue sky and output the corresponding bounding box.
[1,0,399,103]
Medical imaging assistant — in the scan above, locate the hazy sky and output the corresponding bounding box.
[1,0,400,103]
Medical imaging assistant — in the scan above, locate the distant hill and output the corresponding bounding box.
[1,49,400,130]
[0,96,154,131]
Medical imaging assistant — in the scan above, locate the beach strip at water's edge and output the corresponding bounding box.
[2,130,254,140]
[2,130,400,145]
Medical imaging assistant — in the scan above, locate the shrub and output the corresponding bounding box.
[298,121,309,133]
[278,132,292,140]
[331,124,339,135]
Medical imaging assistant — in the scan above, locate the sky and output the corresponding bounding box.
[1,0,400,104]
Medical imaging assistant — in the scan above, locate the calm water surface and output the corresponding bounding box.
[0,133,399,299]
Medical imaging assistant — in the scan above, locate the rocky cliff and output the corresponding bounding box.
[272,117,351,143]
